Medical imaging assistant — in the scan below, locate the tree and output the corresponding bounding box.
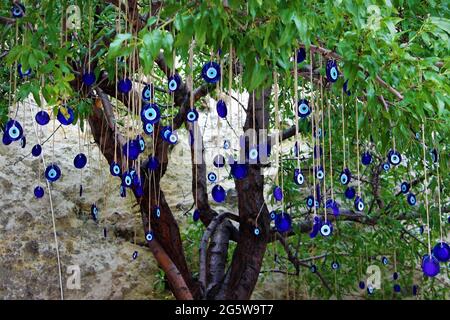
[0,0,448,300]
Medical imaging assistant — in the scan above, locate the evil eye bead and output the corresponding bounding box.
[132,251,138,260]
[145,231,154,242]
[297,47,306,63]
[275,212,292,233]
[136,135,145,153]
[331,261,340,270]
[400,182,410,194]
[407,193,416,206]
[298,99,311,118]
[122,139,140,160]
[393,272,399,280]
[193,209,200,222]
[141,104,160,124]
[201,61,220,84]
[316,166,324,180]
[310,265,317,273]
[212,184,226,203]
[382,256,388,265]
[359,281,365,290]
[45,164,61,182]
[73,153,87,169]
[367,285,375,295]
[294,168,305,185]
[57,107,75,126]
[432,242,450,262]
[118,78,132,94]
[18,64,31,78]
[382,162,390,172]
[340,168,351,185]
[273,186,283,201]
[168,131,178,145]
[429,148,438,163]
[142,84,153,101]
[355,196,365,212]
[213,154,225,168]
[186,109,199,123]
[110,162,121,176]
[320,222,333,237]
[162,126,172,142]
[91,204,99,222]
[147,156,159,171]
[5,119,23,141]
[154,206,161,219]
[248,146,259,161]
[388,150,402,166]
[34,186,44,199]
[207,172,217,183]
[326,60,339,83]
[269,211,276,221]
[306,195,314,208]
[421,254,440,277]
[253,227,260,236]
[343,79,351,96]
[32,144,42,157]
[223,140,231,150]
[82,72,96,86]
[216,100,228,118]
[362,151,372,166]
[11,3,25,18]
[345,186,356,199]
[35,110,50,126]
[20,136,26,148]
[168,74,181,92]
[143,122,154,135]
[122,172,133,188]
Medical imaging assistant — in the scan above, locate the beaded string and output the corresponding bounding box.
[310,49,317,217]
[340,93,346,168]
[319,58,327,222]
[293,50,300,171]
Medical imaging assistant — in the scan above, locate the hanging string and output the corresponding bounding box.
[274,72,280,186]
[341,93,346,169]
[293,50,300,171]
[319,57,327,222]
[355,97,361,196]
[28,99,64,300]
[188,40,197,210]
[433,134,444,243]
[327,93,334,201]
[421,122,432,257]
[309,49,317,217]
[228,44,233,125]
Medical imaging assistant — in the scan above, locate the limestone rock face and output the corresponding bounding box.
[0,101,160,300]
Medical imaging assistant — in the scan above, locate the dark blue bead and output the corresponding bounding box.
[32,144,42,157]
[35,110,50,125]
[34,186,44,199]
[73,153,87,169]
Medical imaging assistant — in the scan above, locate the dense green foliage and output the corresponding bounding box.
[0,0,448,299]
